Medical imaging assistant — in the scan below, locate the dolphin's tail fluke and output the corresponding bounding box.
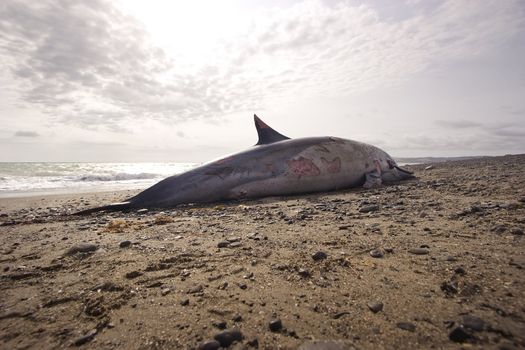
[72,202,132,215]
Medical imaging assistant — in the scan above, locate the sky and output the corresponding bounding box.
[0,0,524,162]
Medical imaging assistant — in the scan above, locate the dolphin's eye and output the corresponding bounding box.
[387,159,395,169]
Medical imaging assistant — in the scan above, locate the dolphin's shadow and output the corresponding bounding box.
[119,176,418,214]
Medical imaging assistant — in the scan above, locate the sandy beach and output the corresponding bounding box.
[0,154,524,349]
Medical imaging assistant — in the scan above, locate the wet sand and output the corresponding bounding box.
[1,154,524,349]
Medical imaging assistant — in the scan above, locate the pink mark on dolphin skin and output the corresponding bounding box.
[287,157,321,177]
[321,157,341,173]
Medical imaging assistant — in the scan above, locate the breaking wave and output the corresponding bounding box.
[77,172,159,182]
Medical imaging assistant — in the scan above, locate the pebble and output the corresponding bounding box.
[510,227,523,235]
[359,204,379,213]
[408,248,429,255]
[188,285,203,294]
[198,340,221,350]
[212,320,227,329]
[367,302,383,313]
[217,241,230,248]
[369,249,383,258]
[298,268,311,278]
[454,267,466,275]
[269,318,283,332]
[449,326,474,343]
[461,315,485,331]
[312,251,327,261]
[247,338,259,348]
[73,329,97,346]
[125,271,143,279]
[213,329,243,347]
[137,208,148,214]
[65,243,98,256]
[180,299,189,306]
[396,322,416,332]
[491,224,507,233]
[232,314,242,322]
[424,165,434,170]
[119,240,132,248]
[160,288,171,296]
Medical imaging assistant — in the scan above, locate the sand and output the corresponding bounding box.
[0,155,524,349]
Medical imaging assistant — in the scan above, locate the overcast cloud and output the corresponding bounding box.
[0,0,524,161]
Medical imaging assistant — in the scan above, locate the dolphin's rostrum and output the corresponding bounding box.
[75,115,414,214]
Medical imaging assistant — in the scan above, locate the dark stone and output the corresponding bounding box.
[396,322,416,332]
[408,248,429,255]
[213,329,243,347]
[66,243,98,256]
[312,251,327,261]
[510,227,523,235]
[232,314,242,322]
[217,241,230,248]
[298,268,311,278]
[461,315,485,331]
[454,267,466,275]
[188,285,203,294]
[359,204,379,213]
[491,224,507,233]
[247,338,259,348]
[73,329,97,346]
[119,240,132,248]
[269,318,283,332]
[367,302,383,313]
[369,249,383,258]
[449,326,474,343]
[180,299,189,306]
[332,311,350,319]
[125,271,143,279]
[212,320,227,329]
[198,340,221,350]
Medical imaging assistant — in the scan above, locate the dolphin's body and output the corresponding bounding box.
[76,115,413,214]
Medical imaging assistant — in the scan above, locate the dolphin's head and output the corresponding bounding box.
[381,158,415,183]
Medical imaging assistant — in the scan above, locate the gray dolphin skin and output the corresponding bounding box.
[75,115,414,214]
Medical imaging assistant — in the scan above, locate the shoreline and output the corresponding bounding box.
[0,154,524,349]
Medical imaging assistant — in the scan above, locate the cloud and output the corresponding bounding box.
[387,120,525,155]
[14,130,39,137]
[435,120,482,128]
[0,0,523,134]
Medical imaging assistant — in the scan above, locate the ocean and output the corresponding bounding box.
[0,162,197,198]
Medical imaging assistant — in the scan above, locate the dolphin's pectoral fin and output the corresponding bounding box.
[363,159,382,189]
[254,114,291,145]
[363,171,382,189]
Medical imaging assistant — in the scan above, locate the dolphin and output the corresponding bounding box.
[75,115,414,214]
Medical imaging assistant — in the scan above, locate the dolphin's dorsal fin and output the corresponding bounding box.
[254,114,290,145]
